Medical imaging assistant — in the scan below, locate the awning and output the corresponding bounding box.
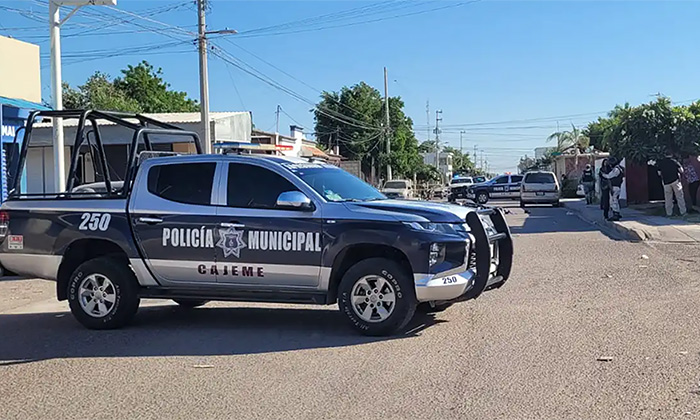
[301,145,330,159]
[0,96,50,110]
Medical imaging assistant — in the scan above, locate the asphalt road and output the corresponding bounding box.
[1,201,700,420]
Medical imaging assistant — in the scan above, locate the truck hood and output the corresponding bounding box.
[348,199,472,223]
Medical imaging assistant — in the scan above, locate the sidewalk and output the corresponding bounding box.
[562,199,700,242]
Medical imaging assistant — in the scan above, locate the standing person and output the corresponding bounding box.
[657,152,687,217]
[599,159,611,220]
[602,157,624,221]
[683,156,700,208]
[581,164,595,205]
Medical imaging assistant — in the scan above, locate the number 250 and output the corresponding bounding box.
[79,213,111,232]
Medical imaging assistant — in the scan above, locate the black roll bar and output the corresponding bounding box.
[10,109,203,198]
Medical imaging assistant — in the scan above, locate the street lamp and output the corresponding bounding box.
[48,0,116,192]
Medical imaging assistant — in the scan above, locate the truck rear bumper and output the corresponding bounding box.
[413,207,513,303]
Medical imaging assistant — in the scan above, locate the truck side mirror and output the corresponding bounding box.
[276,191,314,211]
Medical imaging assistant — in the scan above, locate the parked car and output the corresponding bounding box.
[466,174,524,204]
[448,176,474,202]
[381,179,414,199]
[520,171,560,207]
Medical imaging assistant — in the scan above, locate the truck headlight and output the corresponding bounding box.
[429,242,443,267]
[404,222,470,236]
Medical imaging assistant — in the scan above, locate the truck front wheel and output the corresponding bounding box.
[67,257,140,330]
[338,258,417,336]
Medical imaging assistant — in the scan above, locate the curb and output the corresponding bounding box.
[562,202,644,241]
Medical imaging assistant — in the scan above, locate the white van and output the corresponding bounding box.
[382,179,414,199]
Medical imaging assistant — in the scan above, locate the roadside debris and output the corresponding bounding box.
[192,364,214,369]
[596,356,614,362]
[641,254,649,260]
[679,351,689,355]
[602,274,613,279]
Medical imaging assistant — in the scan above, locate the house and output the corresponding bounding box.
[421,151,453,182]
[247,125,335,161]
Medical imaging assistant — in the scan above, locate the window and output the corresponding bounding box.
[227,163,299,209]
[286,164,385,202]
[147,163,215,205]
[524,173,555,184]
[384,181,408,189]
[494,176,509,184]
[511,175,523,183]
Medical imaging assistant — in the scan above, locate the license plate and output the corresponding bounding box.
[536,192,545,196]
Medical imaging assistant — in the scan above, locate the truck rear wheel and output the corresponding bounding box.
[67,257,140,330]
[338,258,416,336]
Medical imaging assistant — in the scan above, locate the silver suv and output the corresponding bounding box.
[520,171,560,207]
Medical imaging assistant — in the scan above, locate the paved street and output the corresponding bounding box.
[1,201,700,420]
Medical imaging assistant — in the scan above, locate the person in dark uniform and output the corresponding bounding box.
[581,164,595,205]
[602,157,624,221]
[598,159,611,220]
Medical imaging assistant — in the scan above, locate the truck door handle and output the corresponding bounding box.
[138,217,163,224]
[220,222,244,228]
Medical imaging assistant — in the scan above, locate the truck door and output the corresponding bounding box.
[508,175,523,198]
[213,161,322,288]
[490,175,510,198]
[129,160,219,286]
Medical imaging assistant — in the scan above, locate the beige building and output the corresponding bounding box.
[0,35,41,104]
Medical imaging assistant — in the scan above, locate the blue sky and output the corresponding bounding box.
[2,0,699,173]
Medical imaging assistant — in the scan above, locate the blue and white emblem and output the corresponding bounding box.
[216,227,247,258]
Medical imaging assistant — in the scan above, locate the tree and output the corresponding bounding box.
[314,82,421,180]
[114,61,199,113]
[579,97,700,163]
[418,140,436,153]
[61,61,198,113]
[518,155,536,173]
[547,123,590,153]
[442,146,475,174]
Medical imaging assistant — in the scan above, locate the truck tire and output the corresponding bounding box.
[173,299,209,308]
[476,191,489,204]
[338,258,417,336]
[67,257,140,330]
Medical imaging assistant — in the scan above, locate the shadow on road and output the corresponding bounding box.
[502,202,624,240]
[0,305,443,364]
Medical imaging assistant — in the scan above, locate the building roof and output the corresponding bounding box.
[32,111,248,128]
[0,95,50,110]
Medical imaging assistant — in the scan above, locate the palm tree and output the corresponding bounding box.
[547,124,590,153]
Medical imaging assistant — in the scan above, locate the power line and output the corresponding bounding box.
[233,1,480,39]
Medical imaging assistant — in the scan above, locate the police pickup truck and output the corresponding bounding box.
[465,174,524,204]
[0,110,513,336]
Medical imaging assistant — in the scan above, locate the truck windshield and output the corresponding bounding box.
[384,181,408,189]
[284,163,386,202]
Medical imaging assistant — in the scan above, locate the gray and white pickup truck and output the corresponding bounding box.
[0,110,513,336]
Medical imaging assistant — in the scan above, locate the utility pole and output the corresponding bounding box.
[275,104,280,146]
[474,145,478,170]
[384,67,392,181]
[459,130,465,171]
[49,1,65,192]
[48,0,114,192]
[434,110,442,182]
[197,0,211,153]
[196,1,236,154]
[426,100,430,143]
